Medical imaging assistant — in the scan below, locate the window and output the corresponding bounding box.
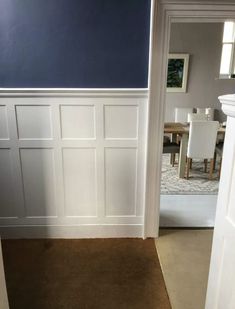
[220,21,235,78]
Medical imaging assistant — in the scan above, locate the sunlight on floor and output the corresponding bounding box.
[155,229,213,309]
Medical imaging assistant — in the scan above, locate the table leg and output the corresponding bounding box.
[178,133,188,178]
[171,133,177,143]
[170,133,177,165]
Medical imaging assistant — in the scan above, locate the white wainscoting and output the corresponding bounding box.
[0,90,148,238]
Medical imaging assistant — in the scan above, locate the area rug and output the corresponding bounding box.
[161,154,219,195]
[2,239,171,309]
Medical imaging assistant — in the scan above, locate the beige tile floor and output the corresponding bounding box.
[155,229,213,309]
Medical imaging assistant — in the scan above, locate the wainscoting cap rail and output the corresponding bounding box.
[160,0,235,4]
[219,94,235,118]
[0,88,149,98]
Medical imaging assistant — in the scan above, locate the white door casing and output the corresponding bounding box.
[145,0,235,237]
[205,95,235,309]
[0,90,148,238]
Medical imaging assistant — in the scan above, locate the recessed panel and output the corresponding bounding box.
[0,149,17,217]
[20,149,56,217]
[63,148,97,216]
[60,105,95,139]
[104,105,138,139]
[16,105,52,139]
[218,240,235,308]
[105,148,137,216]
[228,166,235,224]
[0,106,9,139]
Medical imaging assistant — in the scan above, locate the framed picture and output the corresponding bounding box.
[166,54,189,93]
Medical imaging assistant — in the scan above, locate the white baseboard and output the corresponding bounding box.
[0,224,143,239]
[160,194,218,227]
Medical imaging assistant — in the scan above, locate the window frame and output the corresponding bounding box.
[220,21,235,79]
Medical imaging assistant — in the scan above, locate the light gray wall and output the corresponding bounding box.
[165,22,235,122]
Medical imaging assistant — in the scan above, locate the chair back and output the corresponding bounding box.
[175,107,194,122]
[205,108,214,121]
[196,107,214,120]
[187,121,219,159]
[187,113,208,122]
[196,108,206,114]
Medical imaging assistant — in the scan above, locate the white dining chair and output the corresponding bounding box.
[206,108,214,121]
[196,108,206,114]
[196,107,214,120]
[186,121,219,179]
[175,107,194,123]
[187,113,208,122]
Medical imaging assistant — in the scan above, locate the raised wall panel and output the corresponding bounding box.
[217,240,235,308]
[16,105,52,139]
[60,105,95,139]
[104,105,138,139]
[63,148,97,216]
[0,106,8,139]
[0,149,16,217]
[227,165,235,224]
[105,148,137,216]
[0,91,147,238]
[20,149,57,217]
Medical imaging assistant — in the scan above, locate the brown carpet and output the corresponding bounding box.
[2,238,171,309]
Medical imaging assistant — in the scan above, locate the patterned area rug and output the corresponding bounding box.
[161,154,219,195]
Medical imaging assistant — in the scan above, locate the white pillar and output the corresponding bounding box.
[205,94,235,309]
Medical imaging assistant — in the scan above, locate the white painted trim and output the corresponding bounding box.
[219,94,235,117]
[142,0,156,239]
[145,0,235,238]
[0,88,149,98]
[0,224,143,239]
[147,0,156,89]
[0,88,148,91]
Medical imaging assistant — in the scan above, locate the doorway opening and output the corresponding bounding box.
[160,21,231,228]
[149,14,235,309]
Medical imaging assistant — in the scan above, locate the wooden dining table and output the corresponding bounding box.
[164,122,226,178]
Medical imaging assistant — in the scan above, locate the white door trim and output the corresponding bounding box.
[144,0,235,238]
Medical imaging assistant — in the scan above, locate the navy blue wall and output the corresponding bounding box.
[0,0,151,88]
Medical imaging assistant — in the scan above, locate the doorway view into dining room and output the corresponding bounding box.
[160,21,235,228]
[156,20,235,309]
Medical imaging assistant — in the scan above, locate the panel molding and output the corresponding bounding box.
[19,148,57,217]
[62,147,98,217]
[104,105,139,140]
[0,105,9,140]
[15,105,53,140]
[0,90,147,238]
[104,147,138,217]
[60,104,96,140]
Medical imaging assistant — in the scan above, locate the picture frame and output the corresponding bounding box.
[166,53,189,93]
